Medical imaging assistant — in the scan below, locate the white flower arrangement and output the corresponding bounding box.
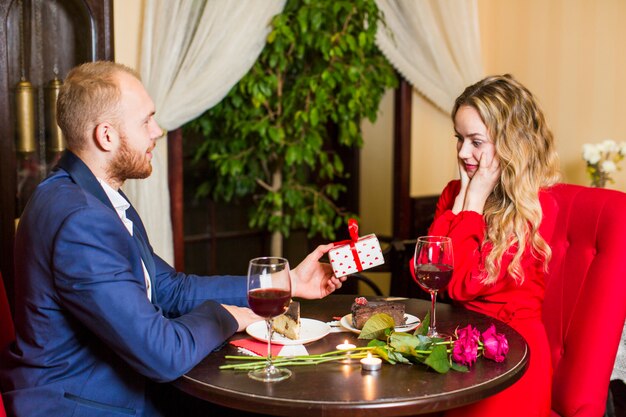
[582,139,626,187]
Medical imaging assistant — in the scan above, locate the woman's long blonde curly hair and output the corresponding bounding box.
[452,74,560,285]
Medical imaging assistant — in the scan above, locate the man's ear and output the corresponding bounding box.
[94,122,118,151]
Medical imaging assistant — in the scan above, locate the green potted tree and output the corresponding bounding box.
[185,0,397,256]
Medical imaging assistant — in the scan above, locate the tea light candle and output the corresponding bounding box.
[360,352,382,371]
[336,340,356,351]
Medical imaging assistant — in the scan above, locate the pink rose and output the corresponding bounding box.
[481,324,509,362]
[451,324,480,366]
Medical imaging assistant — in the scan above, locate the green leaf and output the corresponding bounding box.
[423,344,451,374]
[368,343,392,363]
[415,312,430,336]
[388,350,411,365]
[389,332,421,354]
[358,313,395,340]
[310,107,319,127]
[450,362,469,373]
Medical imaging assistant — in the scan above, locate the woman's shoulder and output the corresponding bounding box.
[538,186,559,215]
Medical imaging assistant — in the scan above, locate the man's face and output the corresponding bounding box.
[107,72,162,182]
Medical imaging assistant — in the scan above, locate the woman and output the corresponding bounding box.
[426,74,560,417]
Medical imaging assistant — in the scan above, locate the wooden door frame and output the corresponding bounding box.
[0,0,114,308]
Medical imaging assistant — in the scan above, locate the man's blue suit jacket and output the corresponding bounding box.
[0,151,248,416]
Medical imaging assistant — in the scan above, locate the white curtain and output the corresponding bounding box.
[123,0,287,264]
[375,0,484,114]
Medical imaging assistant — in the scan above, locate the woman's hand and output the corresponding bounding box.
[452,157,471,214]
[463,152,501,214]
[290,243,346,299]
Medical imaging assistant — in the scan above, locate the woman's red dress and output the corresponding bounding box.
[429,180,556,417]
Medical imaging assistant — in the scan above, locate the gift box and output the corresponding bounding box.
[329,220,385,277]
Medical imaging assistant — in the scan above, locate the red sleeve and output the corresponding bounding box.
[418,180,508,300]
[426,186,558,303]
[410,185,558,323]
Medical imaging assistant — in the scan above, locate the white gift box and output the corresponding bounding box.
[329,234,385,277]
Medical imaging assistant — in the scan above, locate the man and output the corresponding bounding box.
[0,61,344,416]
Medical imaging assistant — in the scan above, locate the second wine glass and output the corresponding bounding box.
[413,236,454,338]
[247,256,292,382]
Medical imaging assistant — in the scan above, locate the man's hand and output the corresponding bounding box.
[291,243,346,299]
[222,305,262,332]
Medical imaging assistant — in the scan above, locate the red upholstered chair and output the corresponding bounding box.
[0,271,14,355]
[543,184,626,417]
[0,390,5,417]
[1,271,14,417]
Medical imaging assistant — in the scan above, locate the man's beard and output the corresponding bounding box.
[107,134,153,183]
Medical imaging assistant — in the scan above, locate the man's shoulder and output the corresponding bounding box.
[23,169,111,225]
[37,169,97,205]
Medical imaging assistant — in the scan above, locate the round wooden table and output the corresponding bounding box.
[172,295,528,416]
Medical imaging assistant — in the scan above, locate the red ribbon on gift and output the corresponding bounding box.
[333,218,363,272]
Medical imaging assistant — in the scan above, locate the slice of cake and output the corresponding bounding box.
[351,297,406,329]
[272,300,301,340]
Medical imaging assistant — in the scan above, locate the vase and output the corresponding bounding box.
[591,171,609,188]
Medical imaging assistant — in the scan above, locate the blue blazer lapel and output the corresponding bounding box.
[55,151,157,301]
[121,195,158,302]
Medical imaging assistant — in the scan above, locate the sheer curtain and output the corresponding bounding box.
[375,0,483,114]
[122,0,286,264]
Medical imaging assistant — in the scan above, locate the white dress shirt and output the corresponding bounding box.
[98,179,152,301]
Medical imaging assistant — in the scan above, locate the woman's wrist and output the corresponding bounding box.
[452,185,468,214]
[462,192,488,214]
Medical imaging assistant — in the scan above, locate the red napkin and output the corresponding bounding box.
[230,338,282,357]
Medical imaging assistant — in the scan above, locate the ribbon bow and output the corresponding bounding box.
[333,218,363,272]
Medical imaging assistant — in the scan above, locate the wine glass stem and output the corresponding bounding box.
[265,318,274,368]
[430,290,437,335]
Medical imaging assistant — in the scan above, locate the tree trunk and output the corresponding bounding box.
[271,230,283,258]
[270,168,283,257]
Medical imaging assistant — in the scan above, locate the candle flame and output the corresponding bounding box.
[344,339,348,344]
[367,352,372,359]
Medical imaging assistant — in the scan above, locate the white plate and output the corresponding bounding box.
[340,313,421,334]
[246,318,331,345]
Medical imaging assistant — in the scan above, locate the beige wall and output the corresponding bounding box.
[113,0,144,70]
[479,0,626,190]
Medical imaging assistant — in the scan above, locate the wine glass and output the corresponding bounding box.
[413,236,454,338]
[247,257,292,382]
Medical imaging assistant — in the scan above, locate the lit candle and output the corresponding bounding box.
[360,352,382,371]
[336,340,356,351]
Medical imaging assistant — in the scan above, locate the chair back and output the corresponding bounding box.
[543,184,626,417]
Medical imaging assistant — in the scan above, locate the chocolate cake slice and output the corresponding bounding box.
[272,300,300,339]
[351,299,406,329]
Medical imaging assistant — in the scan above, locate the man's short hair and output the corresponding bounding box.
[57,61,140,151]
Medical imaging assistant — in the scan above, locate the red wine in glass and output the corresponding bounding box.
[246,257,292,382]
[415,263,453,291]
[248,288,291,318]
[413,236,454,338]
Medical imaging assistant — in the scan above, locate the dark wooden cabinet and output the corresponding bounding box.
[0,0,113,308]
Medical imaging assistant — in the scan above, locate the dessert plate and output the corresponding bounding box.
[246,318,331,345]
[340,313,421,334]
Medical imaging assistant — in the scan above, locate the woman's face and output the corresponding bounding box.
[454,105,496,179]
